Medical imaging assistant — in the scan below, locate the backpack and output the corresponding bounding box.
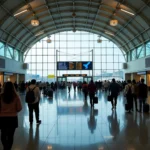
[126,85,132,96]
[25,86,36,103]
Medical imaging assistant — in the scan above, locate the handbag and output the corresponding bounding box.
[93,96,98,104]
[107,95,112,101]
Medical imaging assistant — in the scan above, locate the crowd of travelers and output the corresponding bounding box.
[0,78,149,150]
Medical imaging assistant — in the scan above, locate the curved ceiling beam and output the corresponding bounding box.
[0,0,150,53]
[13,7,138,50]
[13,3,145,51]
[0,0,34,27]
[0,2,38,48]
[113,0,150,45]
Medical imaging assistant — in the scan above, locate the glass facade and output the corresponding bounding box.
[137,45,145,58]
[131,49,136,61]
[24,31,125,81]
[0,42,5,56]
[146,42,150,56]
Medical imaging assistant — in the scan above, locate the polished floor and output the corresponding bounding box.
[0,88,150,150]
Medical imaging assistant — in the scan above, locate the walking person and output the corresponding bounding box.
[109,78,120,110]
[0,81,22,150]
[138,79,148,112]
[26,79,41,125]
[88,80,97,108]
[67,82,71,93]
[124,80,133,113]
[131,79,139,112]
[82,81,88,100]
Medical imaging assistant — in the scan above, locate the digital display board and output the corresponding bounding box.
[63,74,87,77]
[57,62,92,70]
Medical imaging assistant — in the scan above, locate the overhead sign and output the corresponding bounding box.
[47,74,55,78]
[62,74,87,77]
[57,61,93,70]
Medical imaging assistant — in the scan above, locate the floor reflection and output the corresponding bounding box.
[0,88,150,150]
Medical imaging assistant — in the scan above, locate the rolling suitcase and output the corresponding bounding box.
[143,103,149,113]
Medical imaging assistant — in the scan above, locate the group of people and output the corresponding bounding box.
[109,78,148,113]
[0,78,149,149]
[0,79,41,150]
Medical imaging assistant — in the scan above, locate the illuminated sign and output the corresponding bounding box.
[62,74,87,77]
[57,61,92,70]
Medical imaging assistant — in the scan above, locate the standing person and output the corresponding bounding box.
[138,78,148,112]
[26,79,41,125]
[88,80,97,108]
[0,82,22,150]
[109,78,120,110]
[82,81,88,100]
[124,80,133,113]
[67,82,71,93]
[73,82,77,91]
[131,79,139,112]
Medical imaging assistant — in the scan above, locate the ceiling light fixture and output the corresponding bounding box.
[31,13,40,26]
[120,9,135,15]
[105,31,114,36]
[35,31,44,36]
[47,36,52,43]
[97,36,102,43]
[31,19,40,26]
[110,19,118,26]
[14,9,28,16]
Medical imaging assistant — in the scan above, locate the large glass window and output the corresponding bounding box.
[6,46,13,59]
[137,45,145,58]
[14,49,19,61]
[24,31,125,81]
[146,41,150,56]
[131,49,136,61]
[0,42,4,56]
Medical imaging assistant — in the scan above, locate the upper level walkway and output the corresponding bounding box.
[0,87,150,150]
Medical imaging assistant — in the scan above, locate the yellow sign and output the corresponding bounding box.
[47,74,55,78]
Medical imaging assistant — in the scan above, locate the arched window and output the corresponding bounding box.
[24,31,125,81]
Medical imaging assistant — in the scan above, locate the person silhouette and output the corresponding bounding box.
[87,108,97,134]
[107,110,120,140]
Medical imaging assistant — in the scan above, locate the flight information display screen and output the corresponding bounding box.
[57,61,92,70]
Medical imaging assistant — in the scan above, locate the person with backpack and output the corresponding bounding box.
[26,79,41,125]
[138,78,148,112]
[124,80,133,113]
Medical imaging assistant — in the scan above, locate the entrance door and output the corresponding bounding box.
[83,76,92,83]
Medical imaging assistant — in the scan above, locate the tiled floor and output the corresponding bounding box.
[1,88,150,150]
